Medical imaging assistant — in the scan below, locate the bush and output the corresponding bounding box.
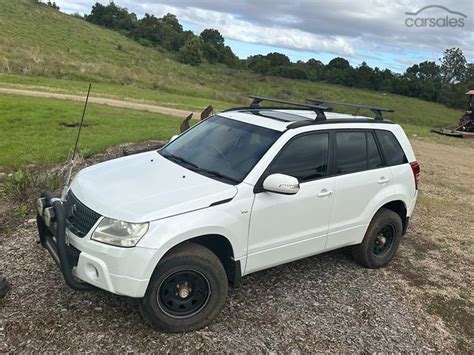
[177,39,203,66]
[1,168,62,202]
[268,66,308,80]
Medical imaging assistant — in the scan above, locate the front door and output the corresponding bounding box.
[246,132,335,273]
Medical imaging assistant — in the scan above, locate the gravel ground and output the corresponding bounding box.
[0,138,472,352]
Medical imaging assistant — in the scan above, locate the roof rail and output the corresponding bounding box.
[247,95,330,121]
[306,98,394,120]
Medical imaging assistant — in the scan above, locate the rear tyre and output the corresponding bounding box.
[352,208,403,268]
[140,243,228,332]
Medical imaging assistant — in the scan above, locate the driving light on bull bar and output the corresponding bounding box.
[43,207,55,227]
[37,197,46,216]
[91,218,149,247]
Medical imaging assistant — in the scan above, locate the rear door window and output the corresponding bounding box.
[335,131,384,174]
[335,131,367,174]
[375,130,407,166]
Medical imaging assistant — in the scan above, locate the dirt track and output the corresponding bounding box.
[0,87,199,118]
[0,138,473,352]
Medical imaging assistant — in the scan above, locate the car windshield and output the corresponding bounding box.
[160,115,281,184]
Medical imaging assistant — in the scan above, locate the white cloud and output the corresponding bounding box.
[54,0,474,65]
[137,3,355,56]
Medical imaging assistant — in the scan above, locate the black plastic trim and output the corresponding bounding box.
[402,216,410,235]
[287,118,395,129]
[229,260,242,287]
[209,198,233,207]
[37,192,94,291]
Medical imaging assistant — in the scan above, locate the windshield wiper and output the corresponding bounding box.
[161,153,199,169]
[194,167,239,184]
[161,152,238,184]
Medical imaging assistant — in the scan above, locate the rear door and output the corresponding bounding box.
[246,131,335,273]
[375,129,414,200]
[326,130,393,249]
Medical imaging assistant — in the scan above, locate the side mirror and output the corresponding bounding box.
[170,134,179,142]
[263,173,300,195]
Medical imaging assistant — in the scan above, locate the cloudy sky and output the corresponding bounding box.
[53,0,473,72]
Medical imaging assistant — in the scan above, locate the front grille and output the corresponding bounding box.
[65,190,101,238]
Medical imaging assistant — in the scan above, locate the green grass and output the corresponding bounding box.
[0,94,182,168]
[0,0,471,169]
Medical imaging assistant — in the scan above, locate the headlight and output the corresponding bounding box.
[91,218,149,247]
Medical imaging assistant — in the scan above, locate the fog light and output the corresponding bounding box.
[85,263,99,280]
[37,198,46,216]
[44,207,55,227]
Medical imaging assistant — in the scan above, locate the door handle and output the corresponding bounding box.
[377,176,390,184]
[317,189,333,197]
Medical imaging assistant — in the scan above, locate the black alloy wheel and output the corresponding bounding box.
[157,270,210,317]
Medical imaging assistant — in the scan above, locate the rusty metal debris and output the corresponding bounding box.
[122,105,214,156]
[180,113,193,133]
[432,90,474,139]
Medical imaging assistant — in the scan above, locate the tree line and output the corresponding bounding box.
[83,2,472,110]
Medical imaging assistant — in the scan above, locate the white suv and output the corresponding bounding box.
[36,96,420,332]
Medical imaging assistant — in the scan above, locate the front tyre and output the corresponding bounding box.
[140,243,228,332]
[352,208,403,268]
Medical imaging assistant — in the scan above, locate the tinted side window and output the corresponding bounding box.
[367,132,383,169]
[375,130,407,166]
[269,133,329,182]
[336,131,366,174]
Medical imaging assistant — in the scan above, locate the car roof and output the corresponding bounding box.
[219,109,393,132]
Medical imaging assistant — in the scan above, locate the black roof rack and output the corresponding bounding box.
[306,98,394,120]
[227,95,330,121]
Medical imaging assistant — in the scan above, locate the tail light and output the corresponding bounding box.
[410,161,420,190]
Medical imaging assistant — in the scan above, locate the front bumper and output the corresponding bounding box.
[68,228,154,298]
[37,192,152,298]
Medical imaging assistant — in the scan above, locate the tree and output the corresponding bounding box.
[132,14,162,44]
[265,52,290,67]
[46,1,59,10]
[327,57,350,70]
[159,25,185,51]
[465,63,474,83]
[177,38,203,66]
[246,55,271,74]
[202,42,219,64]
[439,48,467,84]
[86,2,136,31]
[354,62,376,89]
[219,46,239,68]
[406,61,440,81]
[305,58,325,80]
[200,29,225,48]
[268,66,307,80]
[161,13,183,32]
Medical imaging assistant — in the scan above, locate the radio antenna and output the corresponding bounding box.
[61,83,92,200]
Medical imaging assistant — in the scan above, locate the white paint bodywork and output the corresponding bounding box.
[66,111,418,298]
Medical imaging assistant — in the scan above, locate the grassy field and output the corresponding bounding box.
[0,0,470,170]
[0,94,182,168]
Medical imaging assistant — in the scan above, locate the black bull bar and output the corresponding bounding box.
[36,191,94,291]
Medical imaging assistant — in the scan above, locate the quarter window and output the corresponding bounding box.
[375,130,407,166]
[269,133,329,182]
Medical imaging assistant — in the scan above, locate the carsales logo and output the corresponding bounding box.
[405,5,467,28]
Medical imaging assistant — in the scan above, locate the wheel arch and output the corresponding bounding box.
[378,200,409,235]
[160,234,241,286]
